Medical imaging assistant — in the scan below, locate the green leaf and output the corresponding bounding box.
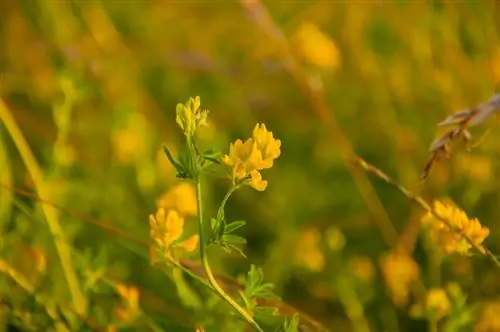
[202,148,222,164]
[224,220,246,234]
[282,314,300,332]
[222,234,247,245]
[92,246,108,269]
[254,306,280,325]
[221,244,247,258]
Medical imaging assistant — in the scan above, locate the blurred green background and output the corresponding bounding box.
[1,1,500,331]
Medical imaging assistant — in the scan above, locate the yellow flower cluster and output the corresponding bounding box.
[421,201,490,255]
[380,251,419,307]
[222,123,281,191]
[149,208,199,261]
[175,96,209,137]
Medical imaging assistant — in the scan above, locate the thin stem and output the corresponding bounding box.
[195,178,263,332]
[0,99,86,315]
[216,185,239,221]
[428,318,438,332]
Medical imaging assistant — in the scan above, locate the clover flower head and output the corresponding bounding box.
[421,200,489,255]
[175,96,209,136]
[222,123,281,191]
[149,208,199,260]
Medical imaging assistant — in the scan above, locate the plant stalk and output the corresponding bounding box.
[195,178,263,332]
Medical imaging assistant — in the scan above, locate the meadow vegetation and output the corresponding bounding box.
[1,1,500,331]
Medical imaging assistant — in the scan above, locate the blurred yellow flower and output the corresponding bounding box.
[222,123,281,191]
[293,22,341,70]
[426,288,450,318]
[149,208,199,260]
[114,283,139,321]
[380,251,419,307]
[455,154,492,183]
[475,301,500,332]
[111,112,148,164]
[410,288,450,320]
[348,256,374,283]
[295,228,325,272]
[156,182,197,217]
[421,200,489,255]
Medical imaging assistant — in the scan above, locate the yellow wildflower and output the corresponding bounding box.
[149,208,199,259]
[114,283,139,321]
[410,288,450,320]
[475,301,500,332]
[380,251,419,307]
[175,96,209,137]
[421,200,489,255]
[348,256,374,283]
[222,123,281,191]
[156,182,197,217]
[295,228,325,272]
[293,22,341,70]
[252,123,281,169]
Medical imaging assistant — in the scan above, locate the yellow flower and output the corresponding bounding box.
[175,96,209,136]
[222,123,281,191]
[223,138,264,180]
[426,288,451,319]
[410,288,450,320]
[149,208,199,258]
[380,251,419,307]
[156,182,197,217]
[348,256,374,283]
[149,208,183,247]
[295,228,325,272]
[176,234,200,252]
[114,283,139,321]
[475,301,500,332]
[293,22,341,70]
[422,200,489,255]
[252,123,281,169]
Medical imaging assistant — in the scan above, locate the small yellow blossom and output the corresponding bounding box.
[156,182,197,217]
[114,283,139,321]
[252,124,282,169]
[348,256,374,283]
[293,22,341,70]
[222,123,281,191]
[410,288,450,320]
[380,251,419,307]
[111,112,148,164]
[295,228,325,272]
[421,200,489,255]
[149,208,199,260]
[175,96,209,137]
[475,301,500,332]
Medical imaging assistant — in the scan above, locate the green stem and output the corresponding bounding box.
[195,178,263,332]
[428,318,438,332]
